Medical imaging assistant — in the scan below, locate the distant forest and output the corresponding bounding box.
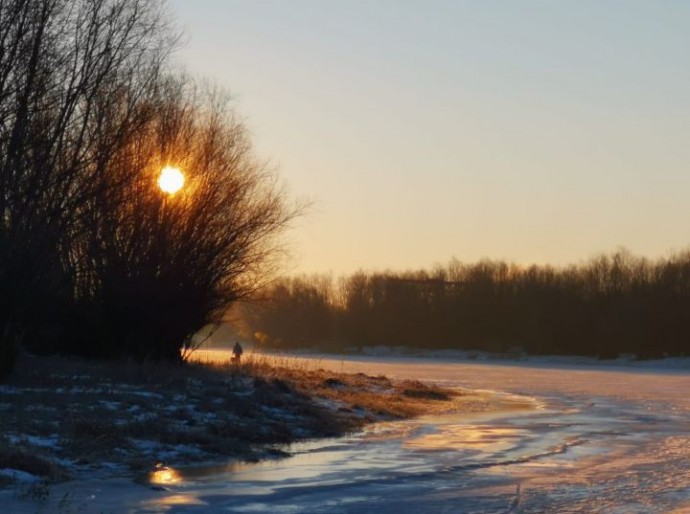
[231,249,690,358]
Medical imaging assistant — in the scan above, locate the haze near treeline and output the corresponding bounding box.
[231,249,690,358]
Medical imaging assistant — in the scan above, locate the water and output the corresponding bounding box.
[10,355,690,513]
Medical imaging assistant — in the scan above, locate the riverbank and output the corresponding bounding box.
[0,353,504,500]
[240,345,690,372]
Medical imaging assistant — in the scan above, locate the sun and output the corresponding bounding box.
[158,166,185,194]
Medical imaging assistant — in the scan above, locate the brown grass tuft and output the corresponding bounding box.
[0,447,63,480]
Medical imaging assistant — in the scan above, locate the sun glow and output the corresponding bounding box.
[148,464,182,485]
[158,166,185,194]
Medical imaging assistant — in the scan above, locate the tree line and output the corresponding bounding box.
[232,249,690,359]
[0,0,297,378]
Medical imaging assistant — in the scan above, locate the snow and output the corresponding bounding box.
[4,356,690,512]
[260,406,292,418]
[98,400,121,411]
[54,386,107,394]
[0,469,41,483]
[131,412,157,423]
[7,434,60,449]
[129,439,206,461]
[126,391,164,399]
[130,439,161,454]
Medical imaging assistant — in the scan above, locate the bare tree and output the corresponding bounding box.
[64,78,300,361]
[0,0,300,372]
[0,0,177,373]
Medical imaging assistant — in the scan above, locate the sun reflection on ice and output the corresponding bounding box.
[148,464,182,486]
[405,425,528,453]
[141,492,209,510]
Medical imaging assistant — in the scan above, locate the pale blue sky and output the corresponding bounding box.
[169,0,690,274]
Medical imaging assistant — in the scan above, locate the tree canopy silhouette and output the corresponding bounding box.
[233,250,690,359]
[63,79,298,361]
[0,0,299,376]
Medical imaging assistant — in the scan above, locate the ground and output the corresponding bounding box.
[0,352,497,496]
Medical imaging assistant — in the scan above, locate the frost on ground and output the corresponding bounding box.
[0,353,487,492]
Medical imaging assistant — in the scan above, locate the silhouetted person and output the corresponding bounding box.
[232,341,244,364]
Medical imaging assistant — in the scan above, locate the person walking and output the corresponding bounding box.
[232,341,244,364]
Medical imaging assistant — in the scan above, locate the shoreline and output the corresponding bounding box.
[205,347,690,374]
[0,353,515,503]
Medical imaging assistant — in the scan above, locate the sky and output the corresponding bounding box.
[168,0,690,275]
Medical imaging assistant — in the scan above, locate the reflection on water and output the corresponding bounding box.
[133,357,690,513]
[138,397,690,513]
[148,464,183,486]
[141,493,208,509]
[5,358,690,513]
[405,424,528,453]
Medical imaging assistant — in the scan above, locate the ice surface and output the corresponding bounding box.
[4,354,690,512]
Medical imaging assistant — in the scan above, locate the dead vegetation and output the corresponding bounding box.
[0,447,64,482]
[0,353,461,486]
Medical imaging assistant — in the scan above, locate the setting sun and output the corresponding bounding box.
[158,166,185,194]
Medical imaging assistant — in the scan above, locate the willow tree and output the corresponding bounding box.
[0,0,297,371]
[0,0,176,375]
[62,78,299,361]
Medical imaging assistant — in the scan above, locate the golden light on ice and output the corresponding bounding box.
[158,166,185,194]
[148,464,182,485]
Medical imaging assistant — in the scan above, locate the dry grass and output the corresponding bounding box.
[222,353,461,420]
[0,446,63,480]
[0,352,463,487]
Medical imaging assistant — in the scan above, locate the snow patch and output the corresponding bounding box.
[0,468,41,483]
[7,434,61,449]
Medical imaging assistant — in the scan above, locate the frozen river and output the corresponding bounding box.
[10,355,690,513]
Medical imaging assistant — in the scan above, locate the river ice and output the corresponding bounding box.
[5,355,690,513]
